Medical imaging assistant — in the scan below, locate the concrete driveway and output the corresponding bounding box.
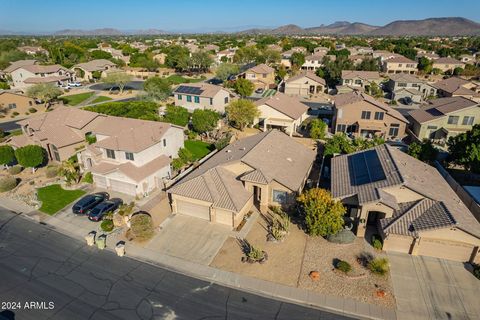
[145,214,230,265]
[388,252,480,320]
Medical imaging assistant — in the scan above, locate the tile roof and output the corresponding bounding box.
[254,92,309,120]
[21,64,70,74]
[385,56,416,64]
[433,57,464,65]
[246,63,274,74]
[432,77,478,96]
[240,169,270,185]
[24,75,70,84]
[3,60,37,73]
[332,144,480,238]
[408,96,478,124]
[285,71,326,85]
[388,73,425,83]
[172,82,226,98]
[341,70,382,81]
[74,59,117,72]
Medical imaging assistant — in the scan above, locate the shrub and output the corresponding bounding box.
[247,245,265,261]
[368,258,389,276]
[336,260,352,273]
[0,175,17,192]
[82,172,93,184]
[371,234,383,250]
[45,165,59,178]
[28,107,37,113]
[12,112,19,116]
[214,135,231,150]
[117,202,135,216]
[8,165,22,175]
[130,212,154,241]
[100,219,114,232]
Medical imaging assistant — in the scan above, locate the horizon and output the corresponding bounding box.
[2,0,480,33]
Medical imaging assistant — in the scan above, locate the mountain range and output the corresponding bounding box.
[1,17,479,36]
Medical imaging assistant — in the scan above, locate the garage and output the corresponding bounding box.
[384,235,414,254]
[215,209,233,227]
[93,175,107,188]
[176,200,210,221]
[417,238,477,263]
[109,179,137,196]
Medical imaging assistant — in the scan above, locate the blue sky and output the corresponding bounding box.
[2,0,480,32]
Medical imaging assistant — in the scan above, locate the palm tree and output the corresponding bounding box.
[59,160,80,185]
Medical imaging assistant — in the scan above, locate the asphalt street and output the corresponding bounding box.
[0,208,353,320]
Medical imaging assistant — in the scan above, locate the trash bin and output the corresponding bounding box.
[85,232,96,246]
[96,234,106,250]
[115,242,125,257]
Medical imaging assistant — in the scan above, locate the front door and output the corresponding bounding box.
[253,186,261,204]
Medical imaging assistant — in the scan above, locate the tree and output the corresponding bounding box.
[190,51,213,72]
[290,52,305,68]
[257,49,281,64]
[233,46,258,64]
[324,134,355,156]
[143,77,172,101]
[102,72,133,94]
[90,50,112,60]
[447,124,480,173]
[453,67,464,76]
[318,55,354,87]
[225,99,259,131]
[0,145,15,166]
[233,78,254,97]
[418,57,433,74]
[407,140,438,163]
[276,64,287,80]
[356,58,380,72]
[297,188,345,237]
[163,105,189,127]
[366,82,383,98]
[59,159,80,185]
[191,109,220,134]
[85,101,160,121]
[164,45,190,71]
[309,119,327,139]
[215,63,239,81]
[14,145,45,172]
[26,83,62,109]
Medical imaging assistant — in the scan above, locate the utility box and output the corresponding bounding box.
[85,232,96,246]
[96,235,106,250]
[115,243,125,257]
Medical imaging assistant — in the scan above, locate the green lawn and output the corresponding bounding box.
[262,89,276,97]
[90,96,112,104]
[165,75,206,85]
[184,140,215,160]
[37,184,86,215]
[61,92,95,106]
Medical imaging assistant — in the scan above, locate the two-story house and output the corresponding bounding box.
[382,56,418,74]
[333,91,408,139]
[168,130,315,229]
[408,96,480,142]
[79,117,184,197]
[340,70,383,92]
[10,64,75,90]
[240,63,276,90]
[73,59,118,81]
[215,48,236,64]
[173,83,233,113]
[301,54,327,71]
[432,57,465,74]
[284,71,326,97]
[433,77,480,102]
[386,73,437,103]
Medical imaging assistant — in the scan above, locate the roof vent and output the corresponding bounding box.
[286,157,292,162]
[226,149,232,153]
[239,147,246,151]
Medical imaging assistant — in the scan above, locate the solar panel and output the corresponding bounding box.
[175,85,204,95]
[348,150,386,186]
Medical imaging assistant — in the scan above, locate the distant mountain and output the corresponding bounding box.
[270,24,305,35]
[134,29,167,35]
[369,17,480,36]
[53,28,123,36]
[305,21,379,35]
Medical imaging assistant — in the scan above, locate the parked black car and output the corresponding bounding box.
[88,198,123,222]
[72,192,109,215]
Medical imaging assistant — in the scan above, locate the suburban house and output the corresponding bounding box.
[432,57,465,73]
[2,60,38,78]
[459,54,476,65]
[301,54,326,71]
[331,144,480,263]
[17,46,49,56]
[173,83,232,113]
[10,64,75,90]
[314,46,329,55]
[78,117,184,197]
[168,130,315,228]
[281,47,308,69]
[253,93,309,136]
[333,91,408,139]
[283,71,326,97]
[73,59,118,81]
[215,48,236,63]
[373,50,400,61]
[382,56,418,74]
[153,53,167,64]
[0,91,37,116]
[386,73,437,103]
[204,44,219,52]
[348,46,374,55]
[416,52,440,61]
[340,70,383,91]
[408,96,479,142]
[433,77,480,101]
[240,63,276,90]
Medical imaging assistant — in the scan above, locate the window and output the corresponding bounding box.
[8,103,17,109]
[374,112,384,120]
[186,95,192,102]
[106,149,115,159]
[163,139,166,147]
[194,96,200,103]
[354,80,362,85]
[462,116,475,126]
[412,83,419,87]
[336,124,347,132]
[361,111,371,120]
[125,152,134,161]
[262,73,267,78]
[447,116,459,125]
[210,98,213,105]
[28,101,33,106]
[272,190,288,204]
[224,97,228,104]
[177,94,182,100]
[389,123,400,137]
[51,144,60,162]
[398,83,407,87]
[427,125,438,130]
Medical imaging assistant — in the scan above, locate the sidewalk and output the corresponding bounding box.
[3,196,396,320]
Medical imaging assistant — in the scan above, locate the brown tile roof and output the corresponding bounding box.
[21,64,70,74]
[172,82,226,98]
[246,63,274,74]
[385,56,416,64]
[432,77,477,95]
[341,70,382,81]
[388,73,424,83]
[24,75,70,84]
[240,168,270,185]
[408,96,478,124]
[433,57,464,65]
[332,144,480,238]
[285,71,326,85]
[254,92,308,120]
[3,60,37,73]
[334,91,408,124]
[74,59,117,72]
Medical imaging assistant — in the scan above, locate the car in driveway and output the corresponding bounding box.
[88,198,123,221]
[72,192,109,215]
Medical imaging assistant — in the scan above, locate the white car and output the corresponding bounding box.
[68,82,82,87]
[60,84,71,90]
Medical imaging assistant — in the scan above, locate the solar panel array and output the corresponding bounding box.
[175,85,204,95]
[349,150,386,185]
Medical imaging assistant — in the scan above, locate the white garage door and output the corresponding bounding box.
[418,239,475,262]
[176,200,210,221]
[94,175,107,188]
[109,179,137,196]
